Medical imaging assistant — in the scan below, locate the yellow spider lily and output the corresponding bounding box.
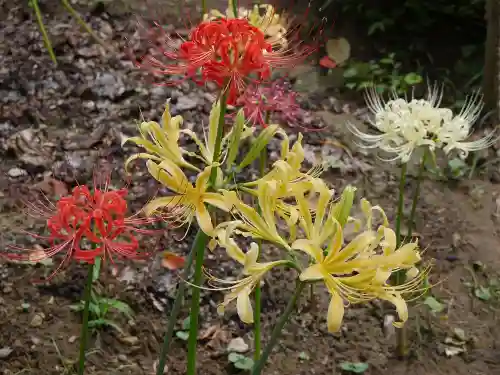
[219,180,290,249]
[123,102,198,172]
[210,224,288,323]
[292,221,422,332]
[243,132,323,198]
[204,1,288,48]
[144,160,228,235]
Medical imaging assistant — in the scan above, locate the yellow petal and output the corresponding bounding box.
[195,166,213,194]
[144,196,186,216]
[381,292,408,328]
[327,292,345,333]
[237,288,254,324]
[291,239,324,263]
[124,152,162,173]
[328,231,377,265]
[299,264,326,281]
[324,221,343,265]
[204,192,230,212]
[244,243,260,272]
[195,202,214,235]
[146,160,191,194]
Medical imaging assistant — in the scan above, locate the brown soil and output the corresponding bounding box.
[1,1,500,375]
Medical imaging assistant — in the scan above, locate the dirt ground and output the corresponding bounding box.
[1,1,500,375]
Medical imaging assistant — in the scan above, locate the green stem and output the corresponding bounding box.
[253,112,270,360]
[251,281,305,375]
[395,163,407,248]
[407,152,427,240]
[201,0,206,16]
[31,0,57,65]
[185,231,210,375]
[155,238,197,375]
[186,89,228,375]
[232,0,239,17]
[77,262,95,375]
[60,0,106,48]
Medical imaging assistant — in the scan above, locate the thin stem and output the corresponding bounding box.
[251,281,305,375]
[185,231,210,375]
[253,119,269,361]
[232,0,239,17]
[31,0,57,65]
[155,239,197,375]
[201,0,206,16]
[60,0,106,48]
[407,152,427,240]
[77,262,95,375]
[395,163,407,248]
[186,89,228,375]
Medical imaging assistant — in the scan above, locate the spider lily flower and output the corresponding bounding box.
[347,86,449,162]
[243,132,322,197]
[435,92,498,158]
[6,172,160,281]
[235,80,305,128]
[294,182,356,247]
[144,161,228,235]
[292,221,423,332]
[123,102,199,172]
[137,6,322,104]
[209,223,288,322]
[204,1,289,48]
[219,181,290,249]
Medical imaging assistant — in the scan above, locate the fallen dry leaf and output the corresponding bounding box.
[32,176,68,198]
[161,251,185,270]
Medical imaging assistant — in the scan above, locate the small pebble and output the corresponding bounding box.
[7,167,27,178]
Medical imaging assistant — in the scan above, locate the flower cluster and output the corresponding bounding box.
[139,1,317,105]
[348,87,498,162]
[7,173,159,280]
[125,101,427,332]
[235,80,303,127]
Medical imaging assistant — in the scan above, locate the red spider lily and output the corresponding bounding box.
[6,173,164,282]
[236,80,313,129]
[135,5,327,104]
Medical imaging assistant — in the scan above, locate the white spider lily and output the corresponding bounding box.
[347,86,446,162]
[436,92,498,158]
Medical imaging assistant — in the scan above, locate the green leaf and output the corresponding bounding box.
[339,362,369,373]
[234,357,254,370]
[474,286,492,301]
[237,125,280,170]
[345,82,357,89]
[225,109,245,172]
[99,298,134,319]
[403,72,423,85]
[379,57,394,65]
[343,67,358,78]
[228,353,254,370]
[423,296,445,313]
[88,318,125,335]
[182,316,191,330]
[92,257,102,282]
[176,331,189,341]
[69,303,84,312]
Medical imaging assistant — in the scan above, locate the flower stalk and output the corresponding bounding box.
[186,90,229,375]
[251,281,305,375]
[77,262,95,375]
[155,243,196,375]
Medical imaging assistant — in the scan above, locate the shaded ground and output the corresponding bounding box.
[1,1,500,375]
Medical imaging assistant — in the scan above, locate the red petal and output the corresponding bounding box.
[319,56,336,69]
[161,251,185,270]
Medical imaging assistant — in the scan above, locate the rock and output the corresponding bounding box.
[117,354,128,362]
[93,72,125,100]
[174,96,198,111]
[68,336,78,343]
[2,286,12,294]
[0,347,13,359]
[119,336,139,346]
[7,167,27,178]
[30,313,45,327]
[31,337,41,345]
[227,337,249,353]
